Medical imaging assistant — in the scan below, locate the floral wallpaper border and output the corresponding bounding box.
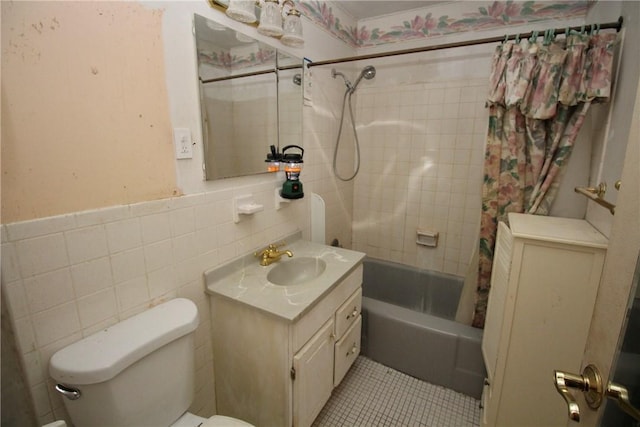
[297,0,591,48]
[296,0,359,46]
[201,1,591,66]
[198,46,276,71]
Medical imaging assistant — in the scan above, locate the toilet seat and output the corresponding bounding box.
[171,412,253,427]
[202,415,254,427]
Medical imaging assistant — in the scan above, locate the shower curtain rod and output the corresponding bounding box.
[200,69,274,84]
[307,16,623,68]
[200,63,301,84]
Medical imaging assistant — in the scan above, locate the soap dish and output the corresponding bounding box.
[233,194,264,223]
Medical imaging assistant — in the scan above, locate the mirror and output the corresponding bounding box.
[276,50,303,158]
[194,14,303,180]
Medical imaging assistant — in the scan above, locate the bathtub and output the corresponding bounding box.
[361,258,486,399]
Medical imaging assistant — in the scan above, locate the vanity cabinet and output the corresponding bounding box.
[210,264,363,427]
[481,213,608,427]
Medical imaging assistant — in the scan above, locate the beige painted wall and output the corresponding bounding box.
[2,1,179,223]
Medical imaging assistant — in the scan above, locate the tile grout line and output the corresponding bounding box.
[313,356,480,427]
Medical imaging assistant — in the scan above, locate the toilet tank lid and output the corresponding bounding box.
[49,298,199,385]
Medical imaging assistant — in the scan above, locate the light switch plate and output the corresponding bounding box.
[174,128,193,159]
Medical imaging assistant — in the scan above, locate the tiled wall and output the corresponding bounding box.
[304,56,489,277]
[1,182,309,425]
[302,66,357,248]
[351,75,489,276]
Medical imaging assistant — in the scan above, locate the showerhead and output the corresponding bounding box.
[352,65,376,91]
[333,65,376,93]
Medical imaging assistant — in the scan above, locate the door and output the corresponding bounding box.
[554,74,640,426]
[600,276,640,426]
[554,254,640,426]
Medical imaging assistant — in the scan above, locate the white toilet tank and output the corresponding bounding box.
[49,298,199,427]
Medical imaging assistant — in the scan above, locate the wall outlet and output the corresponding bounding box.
[174,128,193,159]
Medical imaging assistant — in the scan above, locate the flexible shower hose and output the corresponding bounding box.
[332,88,361,181]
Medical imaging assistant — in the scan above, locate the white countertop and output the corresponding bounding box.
[204,234,366,322]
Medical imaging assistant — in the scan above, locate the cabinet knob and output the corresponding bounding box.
[347,307,358,320]
[346,344,357,357]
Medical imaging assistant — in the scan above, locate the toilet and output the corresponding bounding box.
[49,298,252,427]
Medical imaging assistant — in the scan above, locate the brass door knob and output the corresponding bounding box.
[554,364,640,422]
[554,365,602,422]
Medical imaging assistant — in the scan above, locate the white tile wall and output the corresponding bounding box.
[70,257,113,298]
[65,225,110,264]
[16,234,70,278]
[1,182,309,426]
[23,268,75,313]
[352,78,488,276]
[106,218,143,253]
[301,66,358,248]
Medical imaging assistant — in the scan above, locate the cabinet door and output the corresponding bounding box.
[293,318,335,427]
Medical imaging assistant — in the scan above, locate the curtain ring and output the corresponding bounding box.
[544,29,552,46]
[530,30,538,42]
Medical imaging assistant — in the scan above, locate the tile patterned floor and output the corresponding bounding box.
[313,356,481,427]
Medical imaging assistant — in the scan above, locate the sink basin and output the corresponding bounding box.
[267,257,327,286]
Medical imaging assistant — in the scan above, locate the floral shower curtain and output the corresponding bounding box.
[472,31,618,328]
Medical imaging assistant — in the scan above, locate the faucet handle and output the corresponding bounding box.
[270,241,287,249]
[254,247,271,258]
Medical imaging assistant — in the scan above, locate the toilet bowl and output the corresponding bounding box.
[49,299,253,427]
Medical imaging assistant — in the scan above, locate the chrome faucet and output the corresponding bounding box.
[254,242,293,266]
